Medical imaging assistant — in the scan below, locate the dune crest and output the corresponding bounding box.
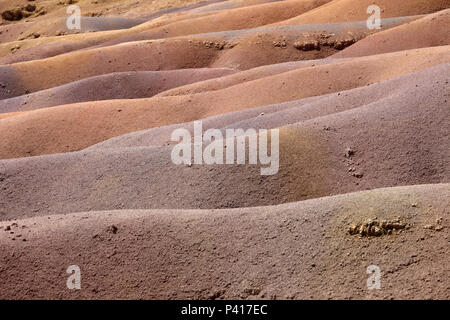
[0,0,448,300]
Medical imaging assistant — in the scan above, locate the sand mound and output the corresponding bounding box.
[0,17,146,44]
[156,58,343,97]
[0,0,331,64]
[0,12,416,66]
[92,63,450,149]
[0,0,206,22]
[185,0,279,14]
[0,0,221,60]
[334,9,450,58]
[96,0,333,46]
[276,0,450,25]
[0,0,448,301]
[0,17,414,98]
[0,0,237,62]
[0,68,236,113]
[0,184,448,299]
[0,46,448,159]
[0,63,448,218]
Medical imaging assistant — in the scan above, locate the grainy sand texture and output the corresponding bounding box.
[0,0,449,300]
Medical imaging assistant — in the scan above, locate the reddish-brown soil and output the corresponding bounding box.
[275,0,450,25]
[0,46,448,159]
[0,0,449,300]
[334,9,450,58]
[0,0,332,63]
[0,184,448,299]
[0,68,236,113]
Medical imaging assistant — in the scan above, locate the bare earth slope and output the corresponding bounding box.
[0,184,448,299]
[0,15,416,96]
[276,0,450,25]
[0,0,332,64]
[0,46,448,159]
[0,0,449,301]
[92,63,450,149]
[0,63,448,219]
[0,68,236,113]
[334,9,450,58]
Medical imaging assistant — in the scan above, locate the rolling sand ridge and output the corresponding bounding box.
[0,0,449,299]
